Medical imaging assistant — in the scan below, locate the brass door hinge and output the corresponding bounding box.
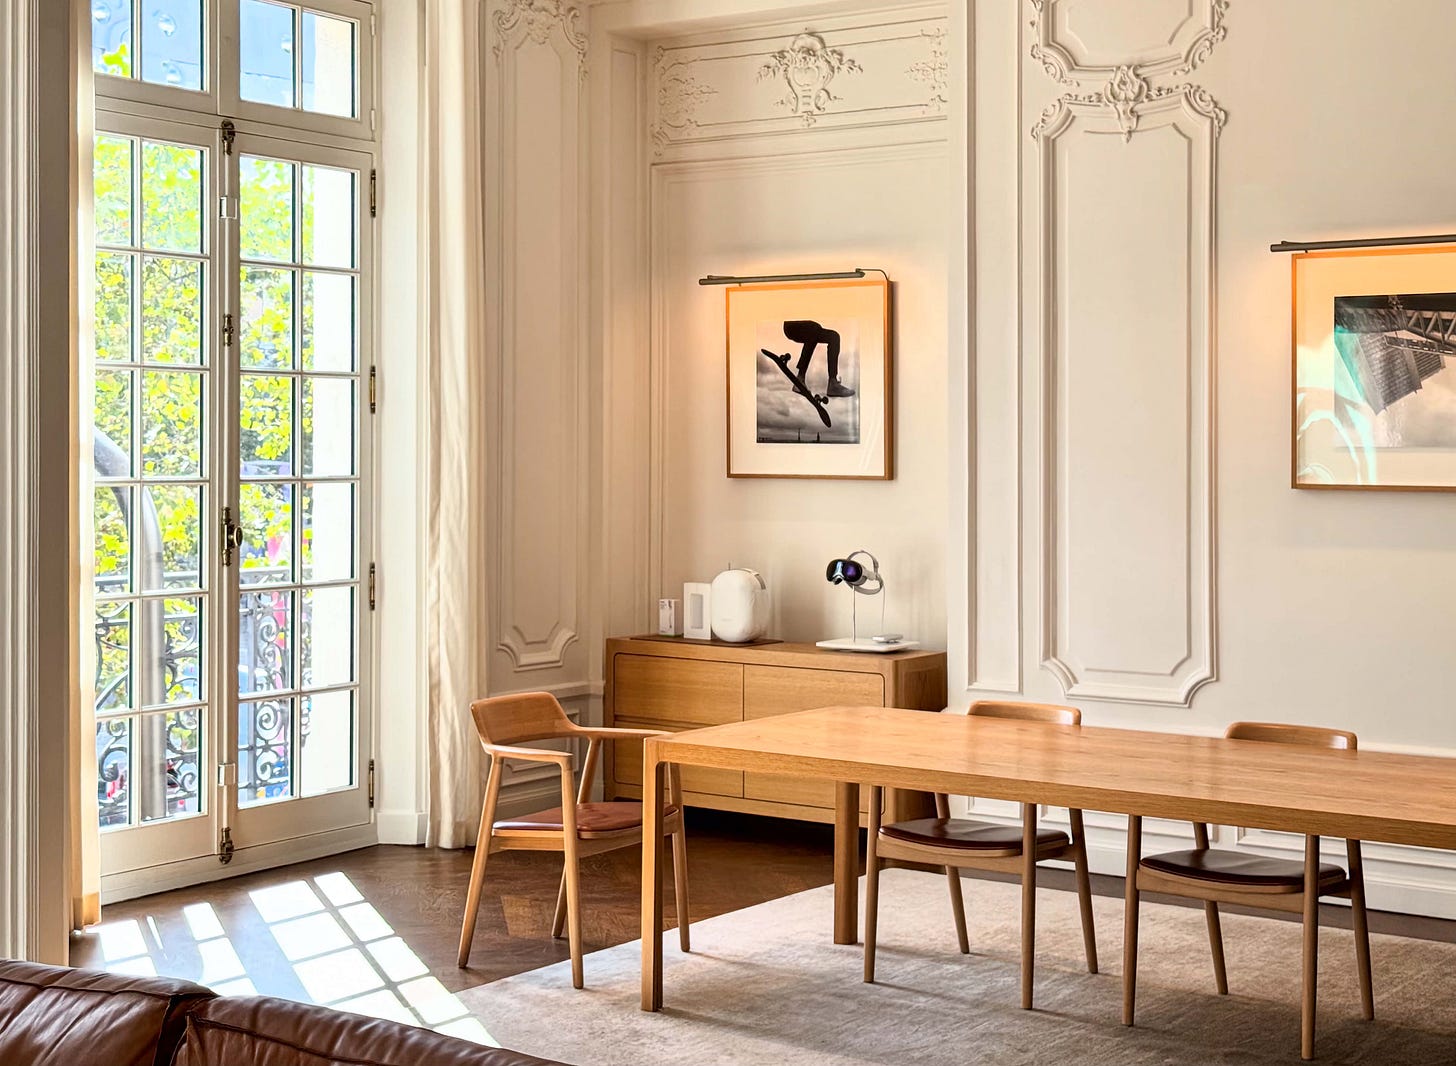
[367,759,376,808]
[368,562,377,610]
[368,365,377,413]
[221,506,245,567]
[218,826,235,865]
[369,169,377,218]
[223,312,235,348]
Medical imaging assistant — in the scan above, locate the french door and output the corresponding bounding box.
[91,116,374,885]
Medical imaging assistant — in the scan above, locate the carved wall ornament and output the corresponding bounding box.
[653,55,718,148]
[492,0,587,75]
[1028,0,1228,84]
[758,31,862,127]
[906,26,948,114]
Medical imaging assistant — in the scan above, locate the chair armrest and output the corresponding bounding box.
[576,727,670,743]
[482,743,574,767]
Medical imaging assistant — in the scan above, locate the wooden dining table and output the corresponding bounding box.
[639,706,1456,1047]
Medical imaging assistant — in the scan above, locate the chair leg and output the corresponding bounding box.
[1301,834,1320,1061]
[1348,840,1374,1022]
[1020,802,1037,1010]
[550,868,568,940]
[946,866,970,955]
[561,768,585,990]
[671,825,691,953]
[1122,814,1142,1027]
[1069,809,1097,975]
[863,785,883,983]
[457,763,502,968]
[1204,901,1229,995]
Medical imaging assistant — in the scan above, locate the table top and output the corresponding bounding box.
[648,706,1456,850]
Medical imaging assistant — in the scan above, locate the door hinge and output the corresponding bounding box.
[369,169,377,217]
[368,562,377,610]
[367,759,376,808]
[221,506,245,567]
[222,312,235,348]
[368,365,377,412]
[221,120,236,156]
[218,826,235,865]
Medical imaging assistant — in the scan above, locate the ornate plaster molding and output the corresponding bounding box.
[906,26,948,115]
[1028,0,1227,141]
[652,52,718,151]
[492,0,587,77]
[757,31,862,127]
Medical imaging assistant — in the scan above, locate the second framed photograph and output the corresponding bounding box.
[725,276,892,479]
[1293,245,1456,490]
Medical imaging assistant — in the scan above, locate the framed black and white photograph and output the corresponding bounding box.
[1293,246,1456,490]
[726,277,891,478]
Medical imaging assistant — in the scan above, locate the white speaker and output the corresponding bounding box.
[709,568,770,643]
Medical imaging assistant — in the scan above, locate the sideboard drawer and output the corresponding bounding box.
[613,731,743,798]
[613,655,744,727]
[743,665,884,720]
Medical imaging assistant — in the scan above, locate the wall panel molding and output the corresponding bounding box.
[1030,1,1223,706]
[1029,0,1228,86]
[485,0,589,676]
[648,8,948,160]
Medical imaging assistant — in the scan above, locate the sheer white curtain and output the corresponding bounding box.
[421,0,491,848]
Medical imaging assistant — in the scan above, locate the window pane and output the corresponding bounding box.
[301,11,355,118]
[145,484,202,591]
[240,374,295,474]
[96,601,132,712]
[141,256,204,364]
[94,369,133,475]
[92,0,135,78]
[241,267,294,369]
[300,272,354,372]
[157,708,203,817]
[300,482,353,582]
[97,717,133,828]
[240,156,295,263]
[141,370,203,476]
[300,377,354,477]
[300,165,354,269]
[94,136,134,246]
[240,696,294,805]
[240,589,293,694]
[95,253,135,363]
[240,0,297,108]
[161,597,203,704]
[301,689,354,796]
[141,141,203,255]
[300,587,353,689]
[140,0,203,91]
[240,482,294,585]
[94,486,132,593]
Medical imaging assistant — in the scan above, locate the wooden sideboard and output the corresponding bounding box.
[603,636,947,826]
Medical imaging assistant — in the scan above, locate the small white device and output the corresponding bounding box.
[816,549,920,654]
[709,568,770,643]
[683,582,713,641]
[658,598,682,636]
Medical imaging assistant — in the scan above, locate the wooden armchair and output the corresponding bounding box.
[455,692,690,988]
[863,700,1097,1009]
[1123,722,1373,1061]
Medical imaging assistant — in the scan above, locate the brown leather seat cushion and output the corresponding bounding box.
[880,817,1071,852]
[1141,848,1348,891]
[172,995,570,1066]
[495,801,679,836]
[0,959,214,1066]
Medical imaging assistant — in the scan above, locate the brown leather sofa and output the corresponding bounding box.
[0,959,571,1066]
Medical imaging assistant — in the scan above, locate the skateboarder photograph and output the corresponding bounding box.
[755,317,861,444]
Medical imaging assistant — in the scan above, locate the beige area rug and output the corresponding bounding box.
[458,870,1456,1065]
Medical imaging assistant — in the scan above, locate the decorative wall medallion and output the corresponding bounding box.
[757,31,862,127]
[1027,0,1226,142]
[492,0,587,75]
[653,54,718,149]
[906,26,948,114]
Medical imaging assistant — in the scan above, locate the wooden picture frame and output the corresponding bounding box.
[1292,245,1456,491]
[725,277,892,479]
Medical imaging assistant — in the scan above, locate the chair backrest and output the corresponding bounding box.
[968,700,1080,727]
[1226,721,1357,751]
[469,692,577,747]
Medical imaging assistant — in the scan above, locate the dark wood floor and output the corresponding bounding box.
[70,810,1456,1035]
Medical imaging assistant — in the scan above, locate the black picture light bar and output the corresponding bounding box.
[698,269,869,286]
[1270,234,1456,253]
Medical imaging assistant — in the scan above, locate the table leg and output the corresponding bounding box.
[1301,834,1320,1060]
[640,741,665,1011]
[834,781,861,945]
[1021,802,1037,1010]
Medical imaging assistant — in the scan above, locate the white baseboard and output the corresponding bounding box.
[376,809,427,845]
